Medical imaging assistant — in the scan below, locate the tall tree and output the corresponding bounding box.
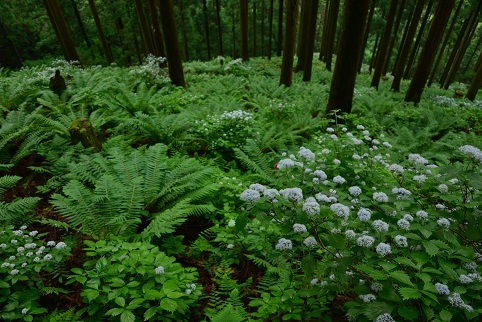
[358,0,376,73]
[70,0,91,49]
[302,0,319,82]
[215,0,224,57]
[466,48,482,101]
[370,0,398,89]
[135,0,155,55]
[88,0,113,64]
[261,0,265,56]
[240,0,249,61]
[202,0,211,60]
[267,0,274,59]
[295,0,310,72]
[322,0,340,71]
[279,0,299,86]
[148,0,165,58]
[405,0,455,104]
[325,0,370,115]
[159,0,185,87]
[277,0,284,56]
[43,0,80,62]
[178,0,190,61]
[391,0,425,92]
[382,0,406,75]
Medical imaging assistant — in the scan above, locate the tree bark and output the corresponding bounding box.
[261,0,265,56]
[302,0,319,82]
[70,0,91,48]
[370,0,398,89]
[382,0,406,75]
[159,0,186,87]
[391,0,425,92]
[268,0,274,59]
[324,0,340,71]
[88,0,113,64]
[466,48,482,101]
[405,0,455,104]
[279,0,299,86]
[325,0,370,116]
[202,0,211,60]
[295,0,310,72]
[148,0,165,59]
[215,0,224,57]
[253,1,257,56]
[358,0,376,73]
[277,0,284,56]
[177,0,190,61]
[403,0,433,79]
[240,0,249,61]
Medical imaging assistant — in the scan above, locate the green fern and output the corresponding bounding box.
[234,139,276,183]
[0,175,40,224]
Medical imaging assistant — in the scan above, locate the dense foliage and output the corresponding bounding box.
[1,57,482,321]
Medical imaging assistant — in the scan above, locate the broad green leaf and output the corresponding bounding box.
[127,298,145,310]
[398,287,422,300]
[120,310,135,322]
[162,280,178,294]
[0,281,10,288]
[167,291,185,299]
[106,308,124,316]
[394,257,418,270]
[144,289,163,300]
[398,306,419,320]
[415,273,431,284]
[81,289,99,302]
[356,264,388,280]
[115,297,125,307]
[71,268,84,275]
[301,253,316,276]
[144,306,158,321]
[160,298,178,313]
[379,262,397,272]
[440,310,452,321]
[421,240,439,257]
[390,271,413,286]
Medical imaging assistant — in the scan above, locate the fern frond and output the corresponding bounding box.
[234,140,276,183]
[141,199,192,239]
[0,175,22,194]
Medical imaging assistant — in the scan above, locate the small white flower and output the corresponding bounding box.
[459,274,473,284]
[249,183,266,192]
[279,188,303,202]
[376,243,392,257]
[21,263,27,268]
[416,210,428,220]
[275,238,293,251]
[299,147,315,160]
[0,244,6,248]
[34,257,40,262]
[13,230,23,236]
[438,184,449,193]
[357,235,375,247]
[10,269,19,275]
[29,231,38,237]
[437,218,450,230]
[303,236,318,247]
[302,197,320,216]
[312,170,327,180]
[19,225,27,230]
[333,175,346,184]
[11,239,18,244]
[395,235,408,247]
[185,289,192,295]
[435,282,450,295]
[227,219,236,227]
[333,159,341,165]
[240,189,261,202]
[55,242,67,249]
[155,266,165,274]
[21,308,29,315]
[349,186,362,196]
[9,256,15,261]
[345,230,356,239]
[359,294,376,302]
[293,223,307,234]
[413,175,428,183]
[47,241,56,247]
[376,313,395,322]
[397,219,410,231]
[372,220,389,232]
[43,254,53,261]
[357,208,371,222]
[311,278,319,285]
[330,203,350,220]
[371,282,383,292]
[373,192,388,203]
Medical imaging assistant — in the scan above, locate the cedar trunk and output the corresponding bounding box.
[277,0,284,56]
[215,0,224,56]
[279,0,299,87]
[240,0,249,61]
[202,0,211,60]
[405,0,455,104]
[268,0,274,59]
[325,0,370,115]
[302,0,319,82]
[466,48,482,101]
[323,0,340,71]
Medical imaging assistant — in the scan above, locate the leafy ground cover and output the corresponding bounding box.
[1,57,482,321]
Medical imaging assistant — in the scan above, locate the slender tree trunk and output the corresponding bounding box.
[467,49,482,101]
[324,0,340,71]
[88,0,113,64]
[261,0,265,56]
[392,16,410,76]
[0,21,23,68]
[427,0,463,87]
[358,0,376,73]
[277,0,284,56]
[232,2,237,57]
[148,0,165,59]
[159,0,186,87]
[318,0,330,61]
[268,0,274,59]
[391,0,425,92]
[325,0,370,115]
[279,0,299,86]
[405,0,455,104]
[295,0,310,72]
[403,0,433,79]
[135,0,155,55]
[43,0,80,62]
[369,35,379,73]
[202,0,211,60]
[177,0,190,61]
[370,0,398,89]
[253,1,257,56]
[215,0,224,57]
[302,0,319,82]
[463,33,482,75]
[443,2,481,89]
[70,0,91,48]
[382,0,406,75]
[240,0,249,61]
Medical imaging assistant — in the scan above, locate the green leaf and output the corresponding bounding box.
[120,310,135,322]
[356,264,388,280]
[440,310,452,321]
[106,308,125,316]
[167,291,185,299]
[379,262,397,272]
[144,289,163,300]
[328,234,346,249]
[81,289,99,302]
[0,281,10,288]
[162,280,178,294]
[390,271,414,286]
[398,287,422,300]
[160,298,178,313]
[421,240,439,257]
[398,306,419,320]
[301,253,316,276]
[127,298,145,310]
[144,306,158,321]
[115,297,126,307]
[71,268,84,275]
[235,212,248,231]
[394,257,418,270]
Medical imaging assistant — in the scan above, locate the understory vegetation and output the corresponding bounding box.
[1,57,482,321]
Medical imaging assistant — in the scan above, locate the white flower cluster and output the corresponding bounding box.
[293,223,307,234]
[459,145,482,162]
[359,293,376,302]
[408,153,429,165]
[375,313,395,322]
[416,210,428,220]
[388,163,404,173]
[185,283,196,295]
[303,237,317,247]
[240,189,261,202]
[357,208,371,222]
[312,170,327,180]
[349,186,362,197]
[373,192,388,203]
[448,292,473,312]
[333,175,346,184]
[357,235,375,247]
[371,282,384,292]
[298,147,315,160]
[392,187,411,200]
[302,197,320,216]
[437,218,451,230]
[275,238,293,251]
[330,203,350,220]
[372,220,389,232]
[413,175,428,184]
[438,184,449,193]
[376,243,392,257]
[155,266,165,274]
[397,219,410,231]
[280,188,303,202]
[435,282,450,295]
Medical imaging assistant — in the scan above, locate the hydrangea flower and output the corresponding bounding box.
[293,223,307,234]
[392,187,411,200]
[280,188,303,202]
[416,210,428,220]
[275,238,293,251]
[357,208,371,222]
[438,184,449,193]
[372,220,389,232]
[47,241,56,247]
[277,159,296,169]
[408,153,429,165]
[330,203,350,220]
[249,183,266,192]
[435,282,450,295]
[376,313,395,322]
[311,278,319,285]
[333,175,346,184]
[55,242,67,249]
[459,145,482,162]
[155,266,165,274]
[345,230,356,239]
[395,235,408,247]
[312,170,327,180]
[357,235,375,247]
[240,189,261,202]
[437,218,450,230]
[302,197,320,216]
[376,243,392,257]
[263,189,280,201]
[373,192,388,203]
[413,175,428,184]
[359,294,376,302]
[303,237,317,247]
[349,186,362,197]
[298,147,315,160]
[397,219,410,231]
[371,282,384,292]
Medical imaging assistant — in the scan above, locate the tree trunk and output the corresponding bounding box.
[202,0,211,60]
[261,0,265,56]
[0,21,23,68]
[427,0,463,86]
[324,0,340,71]
[442,2,481,89]
[148,0,165,59]
[177,0,190,61]
[369,34,379,73]
[370,0,398,89]
[88,0,113,64]
[159,0,186,87]
[382,0,406,75]
[302,0,319,82]
[405,0,455,104]
[70,0,91,48]
[43,0,80,62]
[357,0,376,73]
[391,0,425,92]
[277,0,284,56]
[279,0,299,86]
[135,0,156,55]
[325,0,370,116]
[240,0,249,61]
[295,0,310,72]
[253,1,257,56]
[232,2,237,57]
[268,0,274,59]
[463,32,482,75]
[403,0,433,79]
[215,0,224,57]
[318,0,330,61]
[466,48,482,101]
[392,14,410,76]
